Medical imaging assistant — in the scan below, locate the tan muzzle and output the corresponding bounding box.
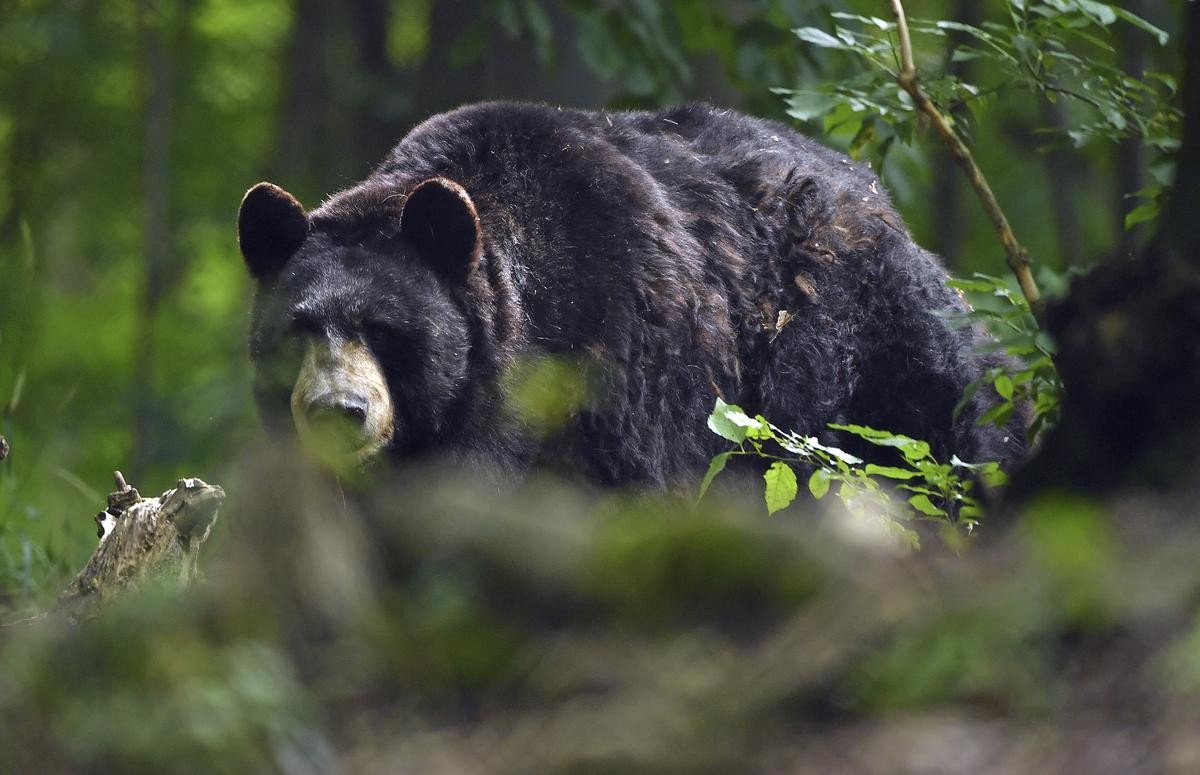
[290,338,394,464]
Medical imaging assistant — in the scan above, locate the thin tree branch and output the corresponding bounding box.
[891,0,915,75]
[1039,82,1106,112]
[889,0,1045,326]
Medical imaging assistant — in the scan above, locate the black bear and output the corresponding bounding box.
[238,101,1023,485]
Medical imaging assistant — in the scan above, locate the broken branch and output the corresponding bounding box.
[58,472,224,623]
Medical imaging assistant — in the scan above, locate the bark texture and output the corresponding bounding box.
[57,474,224,622]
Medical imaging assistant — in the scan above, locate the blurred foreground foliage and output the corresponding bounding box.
[4,447,1200,772]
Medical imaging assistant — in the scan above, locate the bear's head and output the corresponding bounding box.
[238,177,482,466]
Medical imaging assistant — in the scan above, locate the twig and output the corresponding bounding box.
[889,0,1045,326]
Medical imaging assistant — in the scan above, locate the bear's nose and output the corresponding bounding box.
[306,392,369,429]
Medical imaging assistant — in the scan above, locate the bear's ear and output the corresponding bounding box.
[400,177,482,280]
[238,182,309,280]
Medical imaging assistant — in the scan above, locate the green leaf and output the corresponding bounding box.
[723,406,771,439]
[794,26,849,50]
[980,464,1010,488]
[849,119,875,159]
[865,464,919,480]
[780,90,838,122]
[1124,201,1159,230]
[707,397,748,443]
[977,401,1016,428]
[803,435,864,465]
[1013,33,1037,58]
[831,424,931,462]
[1074,0,1117,26]
[959,503,984,520]
[1111,6,1169,45]
[994,374,1014,400]
[950,47,984,63]
[764,462,799,515]
[830,13,893,31]
[1145,71,1176,93]
[908,494,947,517]
[808,468,831,499]
[947,277,1002,294]
[698,451,731,502]
[954,376,985,419]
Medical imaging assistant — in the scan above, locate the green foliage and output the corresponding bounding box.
[1122,155,1179,231]
[1021,491,1118,629]
[841,604,1052,713]
[587,495,823,626]
[778,2,1181,176]
[567,0,692,103]
[453,0,555,68]
[702,398,1007,547]
[0,0,282,605]
[562,0,823,113]
[947,273,1064,443]
[9,453,1185,770]
[502,354,594,436]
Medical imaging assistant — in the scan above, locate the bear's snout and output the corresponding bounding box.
[290,338,394,464]
[306,392,369,428]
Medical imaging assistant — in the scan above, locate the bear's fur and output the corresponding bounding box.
[239,101,1024,485]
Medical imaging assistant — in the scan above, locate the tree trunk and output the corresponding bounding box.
[131,0,173,481]
[1042,99,1082,268]
[348,0,399,162]
[275,0,333,194]
[414,1,603,117]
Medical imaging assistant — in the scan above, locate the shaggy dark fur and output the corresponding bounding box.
[245,101,1024,484]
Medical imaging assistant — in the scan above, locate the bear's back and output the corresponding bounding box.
[327,102,1021,481]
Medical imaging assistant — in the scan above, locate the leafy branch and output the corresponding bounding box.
[700,399,1007,549]
[946,273,1064,443]
[779,0,1182,326]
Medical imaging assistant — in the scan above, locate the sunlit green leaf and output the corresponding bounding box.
[1124,202,1159,230]
[865,464,919,480]
[764,462,798,515]
[808,468,831,499]
[994,374,1014,400]
[977,401,1016,428]
[908,494,946,517]
[698,451,731,502]
[1111,6,1169,45]
[794,26,849,50]
[707,397,749,443]
[779,89,838,122]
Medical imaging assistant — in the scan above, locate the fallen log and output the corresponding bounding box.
[56,471,224,622]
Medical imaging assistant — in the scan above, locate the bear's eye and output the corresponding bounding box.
[290,314,323,339]
[362,321,393,349]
